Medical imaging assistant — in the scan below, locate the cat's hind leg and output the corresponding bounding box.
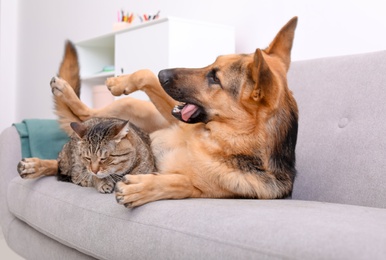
[17,158,58,179]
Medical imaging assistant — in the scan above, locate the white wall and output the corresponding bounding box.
[1,0,386,133]
[0,0,19,132]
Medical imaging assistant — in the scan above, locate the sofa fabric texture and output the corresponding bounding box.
[1,51,386,259]
[289,51,386,208]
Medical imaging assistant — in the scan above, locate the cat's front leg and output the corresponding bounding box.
[94,178,115,194]
[17,158,58,179]
[114,173,201,207]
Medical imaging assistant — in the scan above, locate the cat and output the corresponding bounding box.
[17,117,156,193]
[57,117,156,193]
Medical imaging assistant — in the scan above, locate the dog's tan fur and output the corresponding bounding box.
[19,17,299,207]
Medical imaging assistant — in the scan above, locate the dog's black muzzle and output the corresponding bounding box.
[158,69,183,99]
[158,69,173,88]
[158,69,208,124]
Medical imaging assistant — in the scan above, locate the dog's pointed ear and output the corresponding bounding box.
[265,16,298,71]
[70,122,87,138]
[250,48,273,102]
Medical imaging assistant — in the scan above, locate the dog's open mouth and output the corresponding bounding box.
[172,102,205,124]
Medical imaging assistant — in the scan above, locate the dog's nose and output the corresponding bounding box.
[158,69,174,87]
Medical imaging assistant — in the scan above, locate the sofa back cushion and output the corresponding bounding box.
[288,51,386,208]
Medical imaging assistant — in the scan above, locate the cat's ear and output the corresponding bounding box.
[113,121,130,142]
[70,122,87,138]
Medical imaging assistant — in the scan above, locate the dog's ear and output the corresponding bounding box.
[265,16,298,71]
[250,48,273,102]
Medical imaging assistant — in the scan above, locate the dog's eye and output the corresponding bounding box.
[208,69,221,85]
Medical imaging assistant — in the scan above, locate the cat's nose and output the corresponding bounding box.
[91,164,99,174]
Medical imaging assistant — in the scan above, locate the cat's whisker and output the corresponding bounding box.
[110,174,122,183]
[104,175,113,184]
[74,172,91,186]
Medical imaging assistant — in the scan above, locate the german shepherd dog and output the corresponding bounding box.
[18,17,298,207]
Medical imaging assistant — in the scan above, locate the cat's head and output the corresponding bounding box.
[70,119,134,178]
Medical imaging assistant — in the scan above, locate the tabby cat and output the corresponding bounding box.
[57,117,155,193]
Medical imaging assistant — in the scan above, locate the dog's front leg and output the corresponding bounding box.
[114,173,202,207]
[106,69,178,125]
[17,158,58,179]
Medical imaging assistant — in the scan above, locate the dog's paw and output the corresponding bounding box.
[17,158,42,179]
[106,75,137,96]
[114,174,158,207]
[50,76,70,97]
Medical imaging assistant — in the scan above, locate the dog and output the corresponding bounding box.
[18,17,299,207]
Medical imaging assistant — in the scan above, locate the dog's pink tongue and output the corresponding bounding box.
[181,104,199,121]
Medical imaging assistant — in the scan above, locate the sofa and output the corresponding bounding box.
[1,50,386,260]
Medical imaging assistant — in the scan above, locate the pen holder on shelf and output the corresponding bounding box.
[113,10,160,31]
[113,22,132,31]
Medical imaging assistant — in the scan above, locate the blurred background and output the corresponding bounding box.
[1,0,385,133]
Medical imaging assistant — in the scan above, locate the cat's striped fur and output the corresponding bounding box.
[57,117,155,193]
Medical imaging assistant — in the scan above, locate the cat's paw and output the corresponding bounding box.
[50,76,70,97]
[17,158,42,179]
[97,182,115,194]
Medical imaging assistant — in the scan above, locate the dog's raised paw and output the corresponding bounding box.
[105,77,124,96]
[50,76,68,96]
[105,76,137,96]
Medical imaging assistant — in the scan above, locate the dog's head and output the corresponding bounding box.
[158,17,298,125]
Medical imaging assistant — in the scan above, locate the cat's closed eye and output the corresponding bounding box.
[110,152,132,157]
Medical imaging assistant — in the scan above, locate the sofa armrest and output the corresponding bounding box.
[0,126,22,237]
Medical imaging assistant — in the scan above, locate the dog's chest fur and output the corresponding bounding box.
[149,123,264,197]
[150,124,215,172]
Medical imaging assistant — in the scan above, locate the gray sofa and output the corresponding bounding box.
[1,50,386,260]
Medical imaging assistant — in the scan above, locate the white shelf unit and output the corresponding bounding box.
[75,17,235,107]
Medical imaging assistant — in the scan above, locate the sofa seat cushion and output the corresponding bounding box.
[7,175,386,260]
